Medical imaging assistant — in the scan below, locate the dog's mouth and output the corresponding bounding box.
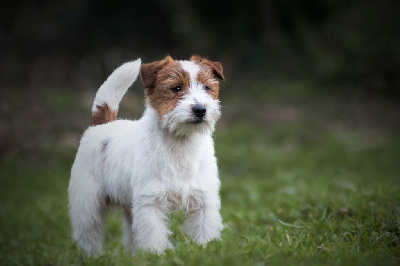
[189,118,204,124]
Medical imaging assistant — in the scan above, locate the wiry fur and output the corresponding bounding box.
[69,56,224,255]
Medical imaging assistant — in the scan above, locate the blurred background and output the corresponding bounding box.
[1,0,399,161]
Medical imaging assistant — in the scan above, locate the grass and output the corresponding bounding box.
[1,85,399,265]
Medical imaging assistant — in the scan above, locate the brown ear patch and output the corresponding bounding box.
[145,59,191,118]
[190,55,225,81]
[91,103,118,126]
[140,55,174,88]
[196,68,220,100]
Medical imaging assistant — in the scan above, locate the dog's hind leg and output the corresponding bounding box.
[122,206,134,253]
[68,169,106,256]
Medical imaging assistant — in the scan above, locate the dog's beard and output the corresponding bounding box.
[161,100,221,137]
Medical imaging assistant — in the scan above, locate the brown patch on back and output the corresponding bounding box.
[101,139,109,153]
[142,56,191,118]
[101,139,109,164]
[91,103,118,126]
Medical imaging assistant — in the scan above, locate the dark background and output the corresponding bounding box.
[1,0,399,160]
[2,0,399,94]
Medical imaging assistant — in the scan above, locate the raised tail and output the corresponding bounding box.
[91,59,142,126]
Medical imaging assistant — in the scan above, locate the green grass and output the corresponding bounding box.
[1,91,399,265]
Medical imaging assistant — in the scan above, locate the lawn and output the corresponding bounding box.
[0,84,399,265]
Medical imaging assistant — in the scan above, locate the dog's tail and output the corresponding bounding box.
[91,59,142,126]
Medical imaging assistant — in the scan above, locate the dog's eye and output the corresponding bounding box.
[204,86,210,91]
[171,86,182,93]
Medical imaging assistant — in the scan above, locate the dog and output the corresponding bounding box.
[68,55,225,255]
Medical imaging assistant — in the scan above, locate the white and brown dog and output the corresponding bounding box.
[68,55,225,255]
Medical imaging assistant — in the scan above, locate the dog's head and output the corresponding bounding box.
[140,55,224,136]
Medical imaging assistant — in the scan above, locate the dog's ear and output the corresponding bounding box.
[141,56,174,88]
[190,55,225,81]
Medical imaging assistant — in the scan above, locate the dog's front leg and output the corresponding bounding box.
[131,195,172,253]
[184,190,223,245]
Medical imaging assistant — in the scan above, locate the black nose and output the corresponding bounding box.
[192,104,206,118]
